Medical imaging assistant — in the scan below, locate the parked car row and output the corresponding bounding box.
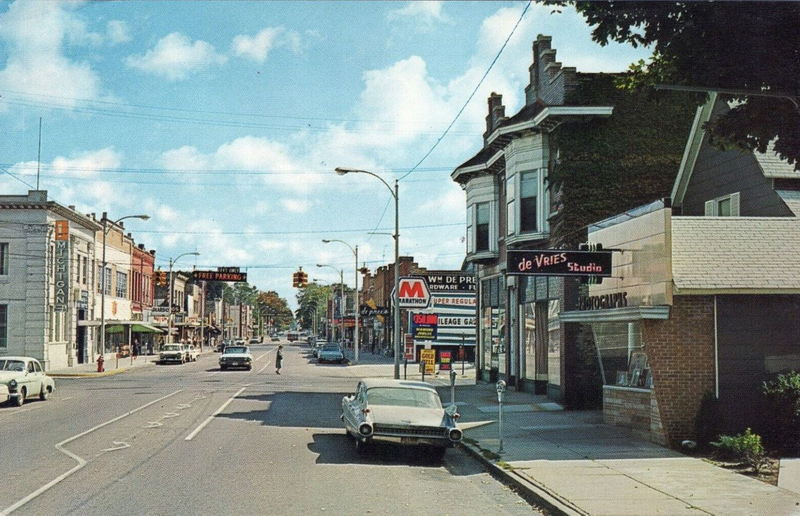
[0,357,55,407]
[158,344,200,365]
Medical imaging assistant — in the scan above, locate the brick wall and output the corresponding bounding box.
[644,295,716,446]
[603,386,662,442]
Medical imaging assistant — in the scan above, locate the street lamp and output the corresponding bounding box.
[316,264,345,345]
[335,167,401,379]
[323,239,360,364]
[167,252,200,344]
[99,213,149,359]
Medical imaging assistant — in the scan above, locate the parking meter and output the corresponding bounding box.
[450,369,457,405]
[419,360,426,381]
[496,380,506,453]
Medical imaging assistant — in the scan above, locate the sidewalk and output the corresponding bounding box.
[445,381,800,516]
[47,352,163,377]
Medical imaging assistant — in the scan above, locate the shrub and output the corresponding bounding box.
[711,428,768,473]
[762,371,800,455]
[694,391,721,451]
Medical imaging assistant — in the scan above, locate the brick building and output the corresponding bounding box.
[560,93,800,445]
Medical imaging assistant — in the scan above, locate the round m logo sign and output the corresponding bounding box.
[397,277,431,308]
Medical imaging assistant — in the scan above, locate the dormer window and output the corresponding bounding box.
[705,192,740,217]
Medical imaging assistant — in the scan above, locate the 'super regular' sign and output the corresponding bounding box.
[507,250,613,277]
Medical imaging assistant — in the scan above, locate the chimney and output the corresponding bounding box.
[483,92,506,145]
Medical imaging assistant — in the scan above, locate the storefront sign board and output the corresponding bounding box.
[507,250,612,277]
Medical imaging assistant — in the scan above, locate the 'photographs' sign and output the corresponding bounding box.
[507,250,613,277]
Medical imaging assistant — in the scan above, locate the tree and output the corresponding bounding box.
[548,1,800,167]
[256,290,293,332]
[295,282,331,333]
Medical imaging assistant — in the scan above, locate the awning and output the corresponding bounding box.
[105,323,166,334]
[559,306,671,323]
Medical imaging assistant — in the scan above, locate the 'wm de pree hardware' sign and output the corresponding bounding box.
[507,250,613,277]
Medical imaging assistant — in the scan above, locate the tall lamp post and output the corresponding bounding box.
[335,167,400,379]
[167,252,200,344]
[323,239,359,364]
[316,264,345,345]
[99,213,150,359]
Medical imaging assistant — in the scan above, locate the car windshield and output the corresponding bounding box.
[225,347,247,354]
[162,345,180,351]
[366,387,442,409]
[0,360,26,372]
[322,345,340,352]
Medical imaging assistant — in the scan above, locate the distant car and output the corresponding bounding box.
[341,379,462,459]
[312,341,325,358]
[318,344,345,364]
[219,345,253,371]
[184,345,199,362]
[0,357,55,407]
[249,337,260,345]
[270,335,280,342]
[216,340,230,352]
[159,344,186,364]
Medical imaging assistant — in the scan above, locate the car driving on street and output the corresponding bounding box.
[219,345,253,370]
[341,379,462,460]
[159,344,186,364]
[184,344,199,362]
[0,357,55,407]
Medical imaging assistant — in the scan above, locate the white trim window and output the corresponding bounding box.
[705,192,740,217]
[0,304,6,349]
[476,202,491,252]
[115,271,128,298]
[0,243,8,275]
[520,170,540,232]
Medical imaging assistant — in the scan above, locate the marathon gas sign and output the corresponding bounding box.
[507,250,612,277]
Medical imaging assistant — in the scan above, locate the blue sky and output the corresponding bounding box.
[0,1,650,308]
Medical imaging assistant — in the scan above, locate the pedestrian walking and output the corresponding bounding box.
[275,345,283,374]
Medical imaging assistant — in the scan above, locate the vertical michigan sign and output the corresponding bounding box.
[54,220,70,312]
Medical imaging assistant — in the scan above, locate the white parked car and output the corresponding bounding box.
[341,379,462,459]
[184,345,199,362]
[0,357,55,407]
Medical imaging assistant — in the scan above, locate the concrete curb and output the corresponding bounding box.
[50,360,157,378]
[459,441,587,516]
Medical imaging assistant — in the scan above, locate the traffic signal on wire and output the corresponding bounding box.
[292,271,300,288]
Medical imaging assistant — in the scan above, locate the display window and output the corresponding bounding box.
[590,321,650,389]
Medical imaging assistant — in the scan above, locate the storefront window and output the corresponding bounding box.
[523,303,535,381]
[547,299,560,387]
[495,308,506,374]
[592,321,649,388]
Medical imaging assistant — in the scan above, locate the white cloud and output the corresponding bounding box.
[126,32,227,81]
[50,147,123,178]
[280,199,310,213]
[388,2,451,27]
[231,27,302,62]
[106,20,131,45]
[0,0,105,109]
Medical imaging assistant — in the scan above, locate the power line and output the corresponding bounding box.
[398,1,532,182]
[136,222,463,236]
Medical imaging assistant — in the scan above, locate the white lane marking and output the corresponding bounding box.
[101,441,131,452]
[255,352,269,362]
[144,421,163,429]
[176,403,192,410]
[163,412,180,419]
[0,389,183,516]
[61,397,73,401]
[184,387,246,441]
[256,361,272,374]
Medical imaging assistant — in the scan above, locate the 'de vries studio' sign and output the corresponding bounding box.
[507,250,612,277]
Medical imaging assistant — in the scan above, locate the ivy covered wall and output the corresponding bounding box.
[548,74,700,247]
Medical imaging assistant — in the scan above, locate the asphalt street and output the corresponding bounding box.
[0,341,542,516]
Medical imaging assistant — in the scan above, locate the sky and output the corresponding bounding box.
[0,0,651,309]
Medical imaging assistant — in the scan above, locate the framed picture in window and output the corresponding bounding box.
[628,352,647,374]
[615,371,628,386]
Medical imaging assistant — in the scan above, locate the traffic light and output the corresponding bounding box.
[155,270,168,286]
[292,268,308,288]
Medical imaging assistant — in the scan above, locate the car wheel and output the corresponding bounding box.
[354,438,370,455]
[429,446,447,462]
[247,366,252,371]
[39,385,49,401]
[220,365,226,371]
[14,388,26,407]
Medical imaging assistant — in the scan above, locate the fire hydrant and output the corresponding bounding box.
[96,354,105,373]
